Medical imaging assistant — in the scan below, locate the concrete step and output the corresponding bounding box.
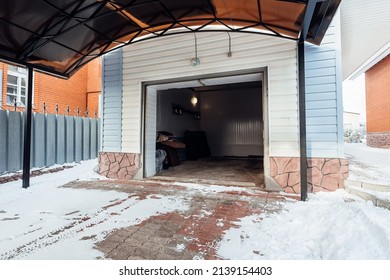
[345,180,390,211]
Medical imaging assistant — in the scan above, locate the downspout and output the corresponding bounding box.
[22,67,33,188]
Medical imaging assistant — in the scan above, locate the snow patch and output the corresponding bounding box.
[173,182,252,194]
[217,190,390,259]
[175,244,185,252]
[345,143,390,185]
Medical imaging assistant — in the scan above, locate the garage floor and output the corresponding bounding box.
[153,157,264,188]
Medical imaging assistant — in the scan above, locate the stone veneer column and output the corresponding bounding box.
[270,157,349,194]
[367,132,390,148]
[99,152,141,180]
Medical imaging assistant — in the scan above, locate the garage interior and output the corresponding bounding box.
[150,74,265,188]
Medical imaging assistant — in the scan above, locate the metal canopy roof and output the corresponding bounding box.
[0,0,340,78]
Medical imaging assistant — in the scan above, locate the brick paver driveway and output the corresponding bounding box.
[66,179,290,260]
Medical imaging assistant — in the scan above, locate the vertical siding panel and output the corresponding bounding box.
[74,116,83,162]
[102,49,122,152]
[83,118,90,160]
[33,113,45,167]
[46,114,56,167]
[65,116,75,163]
[305,11,343,158]
[7,111,22,172]
[90,119,98,159]
[56,115,66,164]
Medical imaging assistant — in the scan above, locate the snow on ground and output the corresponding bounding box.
[173,182,253,194]
[344,143,390,185]
[348,185,390,201]
[1,157,390,260]
[217,190,390,260]
[0,160,189,260]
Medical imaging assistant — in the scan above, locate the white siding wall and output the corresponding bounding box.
[305,11,344,158]
[121,33,299,157]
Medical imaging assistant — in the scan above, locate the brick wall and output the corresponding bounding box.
[0,59,101,117]
[366,54,390,133]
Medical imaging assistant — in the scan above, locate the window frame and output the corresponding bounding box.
[6,66,28,108]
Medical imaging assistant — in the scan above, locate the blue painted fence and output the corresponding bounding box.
[0,110,100,174]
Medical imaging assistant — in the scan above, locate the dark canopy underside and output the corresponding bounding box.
[0,0,341,78]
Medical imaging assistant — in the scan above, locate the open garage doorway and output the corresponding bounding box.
[142,71,268,188]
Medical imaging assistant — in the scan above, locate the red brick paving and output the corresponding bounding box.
[65,179,286,260]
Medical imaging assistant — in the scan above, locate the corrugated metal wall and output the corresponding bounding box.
[305,11,344,158]
[121,32,299,157]
[200,87,263,157]
[0,111,99,174]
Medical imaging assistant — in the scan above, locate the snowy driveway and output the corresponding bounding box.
[0,161,286,260]
[1,159,390,260]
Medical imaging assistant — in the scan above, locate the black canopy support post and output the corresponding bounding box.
[298,0,320,201]
[22,67,34,189]
[298,38,307,202]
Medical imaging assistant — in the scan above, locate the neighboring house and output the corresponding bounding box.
[365,54,390,148]
[98,11,348,194]
[343,111,360,130]
[349,44,390,148]
[0,58,101,117]
[340,1,390,148]
[340,0,390,80]
[365,52,390,149]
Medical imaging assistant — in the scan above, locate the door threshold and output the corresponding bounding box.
[149,175,264,189]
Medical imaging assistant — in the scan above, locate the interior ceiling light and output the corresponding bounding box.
[191,33,200,66]
[191,96,198,105]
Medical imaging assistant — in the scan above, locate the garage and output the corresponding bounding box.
[0,0,345,198]
[144,73,265,187]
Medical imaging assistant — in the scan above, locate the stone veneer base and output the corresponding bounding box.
[367,132,390,149]
[270,157,349,194]
[99,152,141,180]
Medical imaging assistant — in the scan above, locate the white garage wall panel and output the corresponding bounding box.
[305,11,343,158]
[144,87,157,177]
[121,33,299,157]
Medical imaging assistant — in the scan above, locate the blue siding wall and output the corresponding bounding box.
[102,49,123,152]
[305,12,343,158]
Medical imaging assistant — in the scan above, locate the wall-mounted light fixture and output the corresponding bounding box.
[191,33,200,66]
[191,96,198,106]
[227,32,232,57]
